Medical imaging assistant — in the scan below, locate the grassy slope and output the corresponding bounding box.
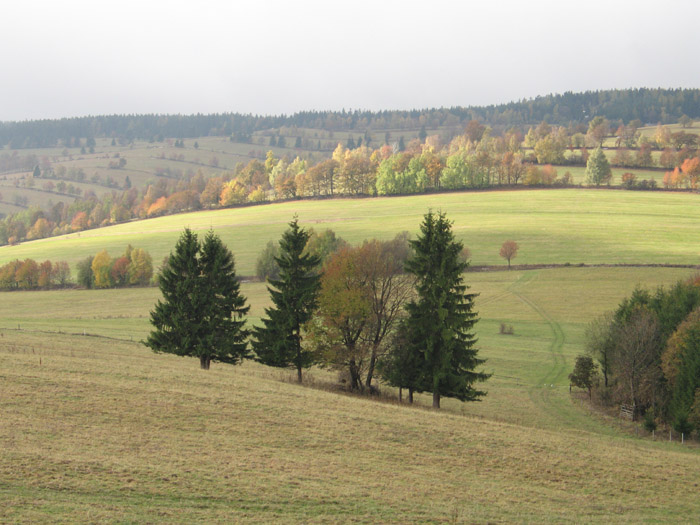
[3,189,700,278]
[2,324,700,523]
[2,189,700,521]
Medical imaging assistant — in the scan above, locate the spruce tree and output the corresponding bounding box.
[198,230,250,368]
[252,217,321,382]
[145,228,249,369]
[404,211,489,408]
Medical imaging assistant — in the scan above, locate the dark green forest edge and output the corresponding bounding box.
[3,88,699,147]
[3,88,700,247]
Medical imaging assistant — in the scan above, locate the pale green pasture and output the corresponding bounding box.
[3,189,700,277]
[560,165,662,184]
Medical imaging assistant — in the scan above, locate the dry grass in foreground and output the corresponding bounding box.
[2,330,699,523]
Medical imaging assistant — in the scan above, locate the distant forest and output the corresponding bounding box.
[2,88,700,149]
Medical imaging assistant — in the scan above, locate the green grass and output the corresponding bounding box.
[2,187,700,521]
[560,165,662,185]
[2,189,700,278]
[2,265,700,522]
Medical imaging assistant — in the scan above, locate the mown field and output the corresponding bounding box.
[3,189,700,278]
[2,189,700,522]
[2,266,700,522]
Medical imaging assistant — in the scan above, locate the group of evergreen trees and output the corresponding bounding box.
[146,214,489,407]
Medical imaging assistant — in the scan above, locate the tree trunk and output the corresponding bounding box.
[297,365,303,383]
[408,388,414,404]
[349,359,361,390]
[200,355,211,370]
[432,391,440,409]
[399,387,403,403]
[365,351,378,389]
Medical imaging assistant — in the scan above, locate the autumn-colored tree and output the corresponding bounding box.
[312,246,373,389]
[499,240,519,269]
[635,143,654,167]
[91,250,113,288]
[71,211,88,231]
[681,157,700,188]
[27,217,52,240]
[200,177,224,208]
[15,259,39,289]
[0,260,22,289]
[621,172,637,189]
[659,148,677,170]
[128,248,153,286]
[540,164,557,185]
[219,179,248,206]
[464,120,486,142]
[38,260,53,288]
[147,196,168,217]
[247,186,267,202]
[111,256,130,286]
[53,261,71,286]
[534,134,565,164]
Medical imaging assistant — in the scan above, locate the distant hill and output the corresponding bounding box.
[2,88,699,149]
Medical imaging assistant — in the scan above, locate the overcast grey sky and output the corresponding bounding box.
[2,0,699,121]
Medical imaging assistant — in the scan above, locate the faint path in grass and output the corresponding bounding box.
[507,271,622,437]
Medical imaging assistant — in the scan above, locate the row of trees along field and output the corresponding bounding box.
[75,245,153,289]
[0,246,153,291]
[0,258,70,290]
[146,215,489,408]
[579,277,700,438]
[4,115,700,247]
[2,88,700,148]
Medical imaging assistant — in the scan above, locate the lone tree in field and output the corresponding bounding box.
[252,217,321,383]
[585,147,612,186]
[145,228,249,369]
[499,240,519,269]
[404,210,489,408]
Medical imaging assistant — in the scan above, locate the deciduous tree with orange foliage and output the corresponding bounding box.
[500,240,519,269]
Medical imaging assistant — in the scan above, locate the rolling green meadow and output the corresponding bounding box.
[2,189,700,522]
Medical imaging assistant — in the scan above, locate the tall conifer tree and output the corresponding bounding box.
[252,217,321,382]
[404,211,489,408]
[145,228,249,369]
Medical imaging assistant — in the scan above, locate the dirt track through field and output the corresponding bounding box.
[507,271,620,435]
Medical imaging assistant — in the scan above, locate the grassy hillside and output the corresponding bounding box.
[2,189,700,277]
[2,313,700,523]
[2,188,700,521]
